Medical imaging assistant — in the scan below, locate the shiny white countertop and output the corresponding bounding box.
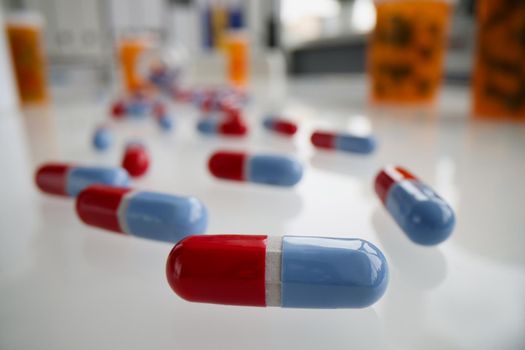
[1,76,524,350]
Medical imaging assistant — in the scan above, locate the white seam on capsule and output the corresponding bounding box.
[265,235,282,307]
[117,191,135,235]
[64,166,73,195]
[243,155,250,182]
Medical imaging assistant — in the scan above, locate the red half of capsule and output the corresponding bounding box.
[76,185,131,233]
[374,166,417,204]
[311,131,336,149]
[35,163,70,196]
[208,151,246,181]
[122,144,150,177]
[219,118,248,136]
[166,235,267,306]
[273,119,298,136]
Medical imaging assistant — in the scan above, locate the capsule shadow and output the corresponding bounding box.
[310,152,378,179]
[204,184,304,233]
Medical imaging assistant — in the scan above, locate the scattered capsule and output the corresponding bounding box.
[76,185,208,243]
[92,126,113,151]
[122,142,150,177]
[111,101,126,119]
[375,166,455,245]
[158,115,174,131]
[197,116,247,136]
[166,234,388,308]
[262,116,298,136]
[35,163,130,197]
[311,130,376,154]
[208,151,303,187]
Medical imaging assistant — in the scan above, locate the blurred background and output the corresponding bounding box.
[1,0,481,108]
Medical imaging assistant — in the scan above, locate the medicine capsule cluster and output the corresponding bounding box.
[34,79,457,311]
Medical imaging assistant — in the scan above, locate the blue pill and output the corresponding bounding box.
[158,115,175,131]
[123,191,208,243]
[280,236,389,308]
[92,127,113,151]
[66,166,130,196]
[311,131,376,154]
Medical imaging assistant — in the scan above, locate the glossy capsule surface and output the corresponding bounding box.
[35,163,130,197]
[166,235,388,308]
[208,151,303,187]
[197,117,247,136]
[122,142,150,177]
[311,130,376,154]
[76,185,208,243]
[92,127,113,151]
[262,117,298,136]
[375,166,455,245]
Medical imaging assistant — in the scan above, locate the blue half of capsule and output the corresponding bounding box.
[247,155,303,187]
[66,167,130,197]
[334,134,376,154]
[281,236,389,308]
[197,119,219,135]
[262,117,275,130]
[386,180,455,246]
[124,192,208,243]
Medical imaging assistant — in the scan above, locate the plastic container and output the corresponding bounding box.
[118,36,151,92]
[472,0,525,120]
[226,5,248,89]
[5,12,48,105]
[368,0,452,104]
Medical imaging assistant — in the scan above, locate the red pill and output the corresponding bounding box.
[122,143,150,177]
[111,100,126,119]
[262,117,298,136]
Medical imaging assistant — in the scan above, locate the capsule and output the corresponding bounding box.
[197,116,247,136]
[122,142,150,177]
[208,151,303,187]
[92,126,113,151]
[110,100,126,119]
[374,166,455,245]
[262,116,298,136]
[158,115,174,131]
[35,163,130,197]
[166,235,388,308]
[311,130,376,154]
[76,185,208,243]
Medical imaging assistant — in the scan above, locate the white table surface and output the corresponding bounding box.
[1,76,524,350]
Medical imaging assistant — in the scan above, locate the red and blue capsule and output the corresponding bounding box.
[76,185,208,243]
[166,234,388,308]
[311,130,376,154]
[35,163,130,197]
[208,150,303,187]
[375,166,455,245]
[262,116,298,136]
[197,114,248,137]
